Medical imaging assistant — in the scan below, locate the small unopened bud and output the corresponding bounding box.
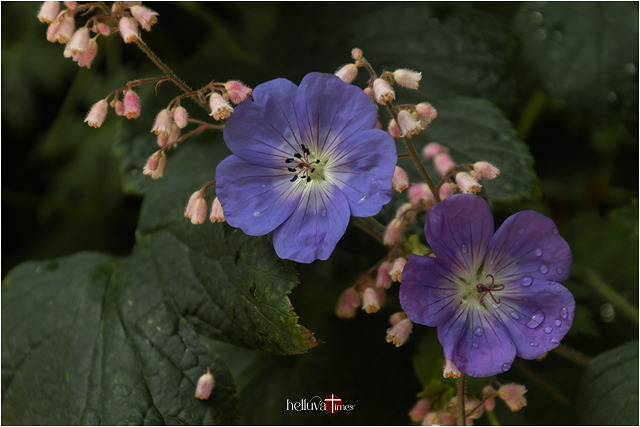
[383,218,404,246]
[130,5,158,31]
[184,190,208,225]
[434,153,456,176]
[151,109,174,136]
[67,26,89,56]
[387,119,401,138]
[389,311,408,326]
[74,37,98,68]
[376,261,393,289]
[143,151,166,179]
[408,398,431,423]
[172,106,189,128]
[335,287,360,319]
[334,63,358,84]
[392,68,421,90]
[473,161,500,180]
[63,1,76,9]
[46,20,60,42]
[362,288,381,314]
[386,318,412,347]
[195,367,215,400]
[209,197,225,223]
[123,89,141,119]
[392,166,409,192]
[443,359,461,379]
[482,385,497,411]
[96,22,111,36]
[112,99,125,116]
[498,384,527,412]
[37,1,60,24]
[397,110,421,138]
[416,102,438,125]
[372,78,395,104]
[224,80,252,104]
[389,257,407,282]
[351,47,363,60]
[209,93,233,120]
[407,183,434,206]
[119,16,139,43]
[439,182,456,200]
[455,172,482,194]
[422,142,447,160]
[55,13,75,43]
[84,99,108,128]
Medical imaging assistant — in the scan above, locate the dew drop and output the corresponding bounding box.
[543,326,553,334]
[510,311,521,320]
[320,209,327,218]
[552,228,559,235]
[461,244,469,254]
[553,285,562,293]
[260,184,266,189]
[554,319,562,327]
[472,343,479,349]
[535,248,543,257]
[535,28,547,41]
[625,62,636,74]
[529,341,539,348]
[501,362,511,372]
[551,337,560,345]
[253,210,261,217]
[357,195,366,205]
[556,267,563,274]
[560,306,569,319]
[473,326,484,337]
[521,276,533,287]
[517,228,525,234]
[530,11,543,23]
[526,310,545,329]
[539,264,549,274]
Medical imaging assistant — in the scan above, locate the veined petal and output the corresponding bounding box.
[492,278,575,360]
[399,254,461,327]
[327,128,397,217]
[215,155,302,235]
[484,210,572,283]
[294,72,378,156]
[437,305,516,377]
[272,181,350,263]
[223,78,304,167]
[425,194,494,279]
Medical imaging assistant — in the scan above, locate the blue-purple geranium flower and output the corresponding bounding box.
[400,194,574,377]
[215,72,397,263]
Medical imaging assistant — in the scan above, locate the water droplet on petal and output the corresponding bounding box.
[320,209,327,218]
[556,267,563,274]
[529,341,539,348]
[554,319,562,327]
[560,307,569,319]
[526,310,545,329]
[553,285,562,293]
[261,184,266,189]
[461,244,469,254]
[501,362,511,372]
[535,248,543,257]
[518,228,525,234]
[521,276,533,287]
[550,337,560,345]
[539,264,549,274]
[473,326,484,337]
[472,343,479,349]
[510,311,520,320]
[253,210,261,217]
[552,228,559,235]
[543,326,553,334]
[357,195,366,205]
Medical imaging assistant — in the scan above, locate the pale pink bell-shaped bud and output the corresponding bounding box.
[157,133,168,147]
[363,86,374,101]
[422,142,447,160]
[184,190,208,225]
[74,37,98,68]
[434,153,456,176]
[482,385,496,411]
[389,257,407,282]
[96,22,111,36]
[173,106,189,128]
[439,182,456,200]
[224,80,252,104]
[55,13,75,43]
[67,26,89,56]
[393,68,422,89]
[209,197,225,223]
[387,119,401,138]
[386,318,412,347]
[142,151,166,179]
[209,93,234,120]
[455,172,482,194]
[123,89,140,119]
[397,110,421,138]
[383,218,404,246]
[84,99,108,128]
[372,78,395,104]
[194,367,215,400]
[165,125,181,149]
[473,161,500,180]
[130,5,158,31]
[389,311,408,326]
[113,100,125,116]
[443,359,461,379]
[46,19,60,42]
[392,166,409,192]
[395,202,416,224]
[498,384,527,412]
[151,109,173,136]
[416,102,438,124]
[376,261,393,289]
[335,287,360,319]
[407,183,433,205]
[334,63,358,84]
[119,16,139,43]
[63,1,76,9]
[37,1,60,24]
[361,287,381,314]
[422,411,440,426]
[351,47,363,60]
[409,398,431,423]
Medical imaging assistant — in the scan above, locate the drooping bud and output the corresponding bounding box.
[416,102,438,125]
[351,47,363,60]
[361,287,381,314]
[130,5,158,31]
[407,183,434,205]
[334,63,358,84]
[395,202,417,224]
[119,16,139,43]
[389,257,407,282]
[433,153,456,176]
[151,109,174,136]
[372,78,395,104]
[497,384,527,412]
[408,398,431,423]
[455,172,482,194]
[184,190,208,225]
[376,261,393,289]
[335,287,361,319]
[142,150,166,179]
[74,37,98,68]
[443,359,461,379]
[473,161,500,180]
[63,1,76,9]
[66,26,89,56]
[209,93,234,120]
[46,19,60,42]
[123,89,141,119]
[383,218,404,246]
[389,311,408,326]
[165,125,182,149]
[209,197,225,223]
[224,80,252,104]
[37,1,60,24]
[111,99,125,116]
[387,119,401,138]
[55,13,75,43]
[392,166,409,192]
[439,182,456,200]
[422,142,447,160]
[482,385,497,411]
[194,367,215,400]
[392,68,422,89]
[84,99,108,128]
[397,110,421,138]
[96,22,111,36]
[386,318,412,347]
[170,106,188,129]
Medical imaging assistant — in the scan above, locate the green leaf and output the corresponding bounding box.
[576,341,639,425]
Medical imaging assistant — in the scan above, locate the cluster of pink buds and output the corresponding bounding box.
[383,198,432,246]
[83,84,142,129]
[207,80,252,120]
[37,1,159,69]
[183,186,226,225]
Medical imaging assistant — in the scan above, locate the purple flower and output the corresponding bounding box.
[215,72,397,263]
[399,194,574,377]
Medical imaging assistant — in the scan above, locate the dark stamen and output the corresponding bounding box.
[294,153,302,159]
[288,167,297,172]
[301,144,310,155]
[315,159,320,164]
[306,176,311,183]
[290,175,298,182]
[310,168,315,173]
[285,158,294,163]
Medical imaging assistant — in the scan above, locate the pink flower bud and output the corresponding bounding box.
[443,359,461,379]
[498,384,527,412]
[37,1,60,24]
[386,317,412,347]
[439,182,456,200]
[392,166,409,192]
[383,218,404,246]
[388,119,400,138]
[194,367,215,400]
[455,172,481,194]
[209,197,225,223]
[409,398,431,423]
[372,78,395,104]
[389,257,407,282]
[473,161,500,180]
[130,5,158,31]
[123,89,140,119]
[157,133,168,147]
[46,19,60,42]
[55,13,75,43]
[119,16,139,43]
[111,99,125,116]
[397,110,421,138]
[389,311,408,326]
[422,411,440,425]
[184,190,208,225]
[172,106,189,128]
[166,125,181,149]
[376,261,393,289]
[67,26,89,56]
[363,86,374,100]
[422,142,447,160]
[224,80,252,104]
[393,68,422,89]
[416,102,438,124]
[408,183,433,205]
[63,1,76,9]
[74,37,98,68]
[482,385,496,411]
[142,151,166,179]
[151,109,174,136]
[375,119,382,129]
[434,153,456,176]
[361,287,381,314]
[395,202,417,224]
[96,22,111,36]
[209,93,233,120]
[335,287,360,319]
[334,63,358,84]
[84,99,108,128]
[351,47,363,60]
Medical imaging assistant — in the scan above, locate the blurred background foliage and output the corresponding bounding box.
[2,2,638,425]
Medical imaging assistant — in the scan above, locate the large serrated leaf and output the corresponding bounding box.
[575,341,639,425]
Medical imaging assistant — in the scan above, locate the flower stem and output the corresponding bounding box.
[352,217,385,244]
[456,374,466,426]
[486,409,501,426]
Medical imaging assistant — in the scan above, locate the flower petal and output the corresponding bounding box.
[223,78,304,167]
[294,72,378,156]
[425,194,494,279]
[437,305,516,377]
[272,181,350,263]
[484,210,572,283]
[400,255,462,327]
[215,155,302,235]
[327,128,397,217]
[492,278,575,359]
